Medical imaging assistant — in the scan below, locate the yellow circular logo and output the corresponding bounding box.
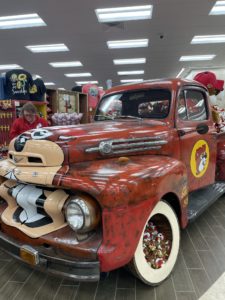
[190,140,209,178]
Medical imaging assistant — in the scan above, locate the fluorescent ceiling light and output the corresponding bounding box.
[0,13,46,29]
[107,39,148,49]
[118,70,144,75]
[120,79,143,83]
[76,81,98,84]
[176,68,185,78]
[49,61,82,68]
[95,5,152,22]
[191,35,225,44]
[26,43,69,53]
[33,74,42,78]
[58,88,65,90]
[0,64,22,70]
[44,82,55,86]
[113,58,146,65]
[179,55,216,61]
[65,72,92,77]
[210,1,225,15]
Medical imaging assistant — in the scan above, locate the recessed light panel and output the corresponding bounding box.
[113,58,146,65]
[107,39,148,49]
[76,81,98,84]
[120,79,143,83]
[179,55,216,61]
[191,35,225,44]
[44,82,55,86]
[95,5,152,22]
[210,1,225,15]
[118,70,144,75]
[49,61,83,68]
[65,73,92,77]
[0,64,22,70]
[58,88,66,90]
[26,44,69,53]
[0,13,46,29]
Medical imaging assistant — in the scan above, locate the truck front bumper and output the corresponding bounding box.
[0,231,100,281]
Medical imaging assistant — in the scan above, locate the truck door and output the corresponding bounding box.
[176,87,216,192]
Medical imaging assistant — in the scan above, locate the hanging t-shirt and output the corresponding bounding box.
[5,69,33,100]
[30,79,46,101]
[71,85,82,92]
[82,84,99,109]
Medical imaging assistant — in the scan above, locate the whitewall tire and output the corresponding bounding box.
[128,200,180,286]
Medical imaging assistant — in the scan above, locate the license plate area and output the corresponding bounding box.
[20,245,39,265]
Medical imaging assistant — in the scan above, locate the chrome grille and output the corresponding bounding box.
[85,136,168,155]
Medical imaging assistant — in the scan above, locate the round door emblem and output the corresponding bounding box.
[190,140,209,178]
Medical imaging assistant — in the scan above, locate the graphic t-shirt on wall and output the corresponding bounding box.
[82,84,99,109]
[5,69,33,100]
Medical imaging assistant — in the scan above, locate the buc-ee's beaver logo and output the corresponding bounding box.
[190,140,209,178]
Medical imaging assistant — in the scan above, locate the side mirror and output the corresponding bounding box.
[196,123,209,135]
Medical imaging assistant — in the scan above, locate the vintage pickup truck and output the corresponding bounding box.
[0,78,225,286]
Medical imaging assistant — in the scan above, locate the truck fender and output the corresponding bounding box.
[95,156,188,272]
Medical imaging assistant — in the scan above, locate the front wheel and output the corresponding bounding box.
[128,200,180,286]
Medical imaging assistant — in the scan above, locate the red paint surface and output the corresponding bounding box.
[1,78,225,274]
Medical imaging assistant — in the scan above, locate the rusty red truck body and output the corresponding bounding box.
[0,78,224,285]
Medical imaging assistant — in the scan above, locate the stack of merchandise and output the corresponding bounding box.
[212,105,225,133]
[143,221,171,269]
[0,100,15,146]
[46,100,52,125]
[51,112,83,126]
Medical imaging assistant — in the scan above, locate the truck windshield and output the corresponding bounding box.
[95,89,171,121]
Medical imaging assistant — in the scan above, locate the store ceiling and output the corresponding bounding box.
[0,0,224,90]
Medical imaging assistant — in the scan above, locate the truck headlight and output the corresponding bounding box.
[65,195,100,233]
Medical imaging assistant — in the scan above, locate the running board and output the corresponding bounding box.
[188,182,225,222]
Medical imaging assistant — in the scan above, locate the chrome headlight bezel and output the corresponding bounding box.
[65,195,100,233]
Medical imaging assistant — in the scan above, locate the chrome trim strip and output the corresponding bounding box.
[85,147,101,153]
[85,137,168,155]
[112,146,161,154]
[112,140,167,150]
[108,136,164,143]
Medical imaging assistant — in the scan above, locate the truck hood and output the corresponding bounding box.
[8,120,172,166]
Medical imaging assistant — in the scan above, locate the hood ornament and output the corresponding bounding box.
[99,141,113,155]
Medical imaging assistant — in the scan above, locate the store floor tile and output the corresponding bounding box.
[1,196,225,300]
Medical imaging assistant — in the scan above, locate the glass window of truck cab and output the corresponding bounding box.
[95,89,171,121]
[177,89,208,122]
